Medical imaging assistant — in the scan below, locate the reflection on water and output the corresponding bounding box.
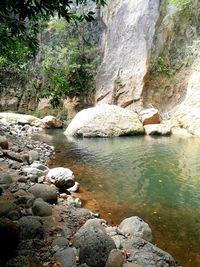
[35,130,200,267]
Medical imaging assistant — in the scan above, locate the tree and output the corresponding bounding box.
[0,0,106,63]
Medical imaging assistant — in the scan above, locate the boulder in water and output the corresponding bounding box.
[64,104,144,137]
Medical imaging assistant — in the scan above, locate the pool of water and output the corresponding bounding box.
[35,130,200,267]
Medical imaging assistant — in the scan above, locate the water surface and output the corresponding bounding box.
[36,130,200,267]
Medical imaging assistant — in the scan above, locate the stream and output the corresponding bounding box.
[35,129,200,267]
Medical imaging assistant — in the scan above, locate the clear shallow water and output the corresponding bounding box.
[35,130,200,267]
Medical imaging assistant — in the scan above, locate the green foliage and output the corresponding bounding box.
[0,0,106,62]
[35,18,99,107]
[170,0,192,11]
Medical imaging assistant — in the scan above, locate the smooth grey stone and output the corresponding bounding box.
[32,198,52,217]
[118,216,152,242]
[55,247,76,267]
[28,183,58,204]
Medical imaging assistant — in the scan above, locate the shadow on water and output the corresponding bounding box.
[34,129,200,267]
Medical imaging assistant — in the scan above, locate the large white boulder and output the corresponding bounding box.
[64,104,144,137]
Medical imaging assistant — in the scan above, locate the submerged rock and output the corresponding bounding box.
[121,237,176,267]
[118,216,152,242]
[64,104,144,137]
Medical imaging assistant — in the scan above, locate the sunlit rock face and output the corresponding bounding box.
[96,0,160,110]
[171,71,200,135]
[64,104,144,137]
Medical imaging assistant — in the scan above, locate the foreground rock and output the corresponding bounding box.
[121,237,176,267]
[74,219,116,267]
[65,104,144,137]
[118,216,152,242]
[28,184,58,204]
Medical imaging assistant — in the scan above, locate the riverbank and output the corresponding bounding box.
[0,119,179,267]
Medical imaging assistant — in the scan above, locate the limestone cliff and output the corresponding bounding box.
[96,0,200,116]
[96,0,160,110]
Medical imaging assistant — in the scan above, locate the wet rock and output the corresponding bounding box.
[32,198,52,217]
[18,216,44,240]
[65,104,144,137]
[121,237,176,267]
[47,167,75,188]
[105,249,125,267]
[0,218,20,260]
[55,247,76,267]
[118,216,152,242]
[144,124,171,136]
[0,136,9,149]
[74,225,116,267]
[0,172,12,185]
[140,108,161,125]
[28,184,58,204]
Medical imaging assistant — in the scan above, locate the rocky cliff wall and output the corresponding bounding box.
[96,0,160,111]
[96,0,200,115]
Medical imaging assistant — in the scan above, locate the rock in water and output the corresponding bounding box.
[64,104,144,137]
[47,167,75,188]
[40,115,63,129]
[144,124,171,135]
[74,226,116,267]
[118,216,152,242]
[139,108,161,125]
[121,237,176,267]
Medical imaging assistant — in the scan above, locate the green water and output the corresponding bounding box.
[36,130,200,267]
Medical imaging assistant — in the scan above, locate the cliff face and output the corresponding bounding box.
[96,0,200,115]
[96,0,160,111]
